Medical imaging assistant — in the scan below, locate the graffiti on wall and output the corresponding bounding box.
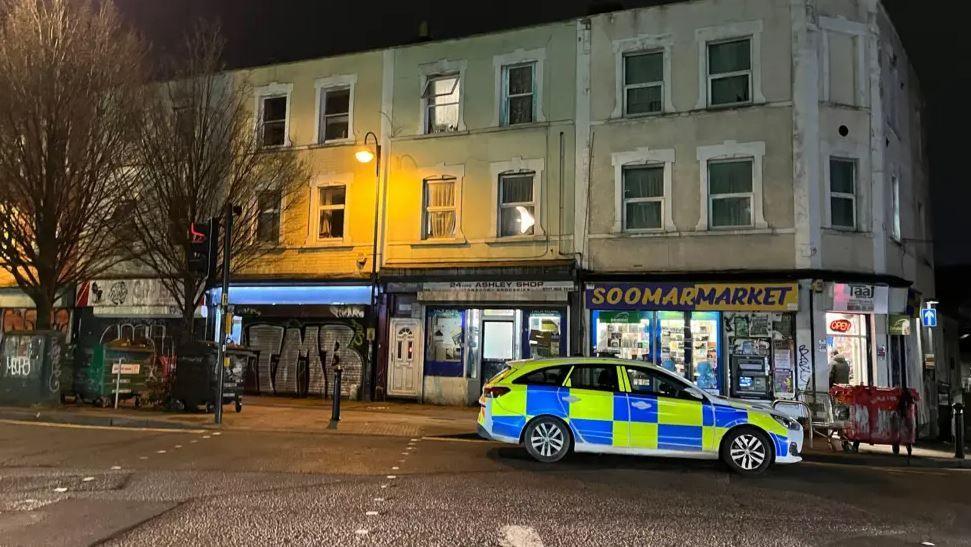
[244,319,366,399]
[1,308,70,334]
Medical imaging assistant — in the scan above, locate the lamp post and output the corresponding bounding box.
[356,131,381,402]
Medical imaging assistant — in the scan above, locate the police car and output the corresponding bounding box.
[477,357,803,474]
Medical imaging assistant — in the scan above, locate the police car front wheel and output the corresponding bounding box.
[721,428,773,475]
[523,417,571,463]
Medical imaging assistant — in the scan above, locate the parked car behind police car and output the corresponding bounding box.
[477,357,803,474]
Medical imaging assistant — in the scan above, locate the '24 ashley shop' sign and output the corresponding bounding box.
[586,282,799,311]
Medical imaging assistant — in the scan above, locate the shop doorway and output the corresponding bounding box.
[481,319,516,383]
[889,335,907,388]
[387,318,422,398]
[825,312,871,386]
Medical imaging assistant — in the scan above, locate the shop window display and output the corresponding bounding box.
[689,312,719,392]
[526,311,563,358]
[426,309,465,376]
[592,311,653,362]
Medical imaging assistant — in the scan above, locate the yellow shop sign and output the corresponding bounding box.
[585,282,799,311]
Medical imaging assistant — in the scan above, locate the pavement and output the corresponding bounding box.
[1,418,970,546]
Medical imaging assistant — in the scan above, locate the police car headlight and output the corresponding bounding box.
[772,415,800,430]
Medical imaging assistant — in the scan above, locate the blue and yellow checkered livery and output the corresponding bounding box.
[477,358,801,464]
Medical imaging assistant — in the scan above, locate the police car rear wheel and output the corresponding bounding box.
[722,428,772,474]
[524,417,570,463]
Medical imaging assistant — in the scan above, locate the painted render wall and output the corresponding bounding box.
[236,50,386,280]
[383,22,577,268]
[584,0,797,273]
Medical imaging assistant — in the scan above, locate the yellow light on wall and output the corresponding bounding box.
[355,149,375,164]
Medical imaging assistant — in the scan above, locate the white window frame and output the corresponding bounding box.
[500,61,537,127]
[314,74,357,145]
[418,59,467,134]
[308,176,351,245]
[415,163,466,242]
[612,34,674,118]
[492,48,546,127]
[827,157,857,231]
[254,82,293,148]
[819,17,868,108]
[489,157,545,239]
[611,147,675,233]
[695,140,766,231]
[254,188,282,245]
[891,173,901,242]
[695,21,765,110]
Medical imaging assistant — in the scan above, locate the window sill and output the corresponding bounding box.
[483,234,548,245]
[405,237,469,247]
[305,139,356,150]
[589,227,794,239]
[299,239,355,250]
[822,227,872,238]
[393,129,470,142]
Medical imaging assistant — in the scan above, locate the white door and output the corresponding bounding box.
[387,318,423,398]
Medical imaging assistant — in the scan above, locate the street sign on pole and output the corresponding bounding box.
[921,307,938,328]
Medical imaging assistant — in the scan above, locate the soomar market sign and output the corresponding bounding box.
[586,282,799,311]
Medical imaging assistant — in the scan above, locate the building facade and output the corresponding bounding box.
[0,0,941,428]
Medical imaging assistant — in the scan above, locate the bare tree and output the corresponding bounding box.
[128,25,307,337]
[0,0,146,328]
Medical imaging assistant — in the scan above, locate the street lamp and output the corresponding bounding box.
[356,131,381,402]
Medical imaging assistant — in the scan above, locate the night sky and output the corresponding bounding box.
[114,0,964,267]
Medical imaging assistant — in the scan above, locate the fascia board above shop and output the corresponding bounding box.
[208,284,371,306]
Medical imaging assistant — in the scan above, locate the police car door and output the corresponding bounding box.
[563,364,626,449]
[625,366,707,454]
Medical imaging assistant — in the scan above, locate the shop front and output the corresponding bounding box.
[211,284,373,400]
[385,280,573,406]
[585,281,799,401]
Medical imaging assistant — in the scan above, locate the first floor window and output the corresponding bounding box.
[319,87,350,142]
[260,95,288,147]
[708,159,753,228]
[502,62,535,125]
[423,74,460,133]
[423,177,457,239]
[624,51,663,115]
[707,38,751,107]
[622,165,663,230]
[498,172,535,237]
[256,190,281,243]
[830,158,857,229]
[316,185,346,240]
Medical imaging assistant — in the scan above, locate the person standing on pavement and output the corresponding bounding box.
[829,350,851,386]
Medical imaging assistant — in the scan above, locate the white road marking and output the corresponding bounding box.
[499,525,544,547]
[212,432,221,436]
[156,450,167,454]
[391,466,399,470]
[190,440,198,444]
[53,487,68,493]
[110,466,122,470]
[81,477,94,482]
[380,484,388,489]
[386,475,397,480]
[421,436,494,444]
[921,542,936,546]
[138,456,148,460]
[202,435,211,439]
[401,452,408,455]
[355,529,369,536]
[409,438,418,442]
[365,511,379,516]
[0,419,204,434]
[174,445,182,449]
[374,497,385,502]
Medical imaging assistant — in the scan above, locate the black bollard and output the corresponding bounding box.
[955,403,965,460]
[330,366,343,426]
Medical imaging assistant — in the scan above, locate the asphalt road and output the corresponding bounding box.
[1,420,969,546]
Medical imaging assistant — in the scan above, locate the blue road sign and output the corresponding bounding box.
[921,308,938,328]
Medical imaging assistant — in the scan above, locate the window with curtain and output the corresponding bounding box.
[319,87,350,143]
[256,190,281,243]
[624,51,663,115]
[707,38,751,107]
[260,95,287,147]
[423,177,457,239]
[830,158,857,229]
[622,165,664,230]
[502,63,535,125]
[708,159,753,228]
[498,172,535,237]
[423,75,460,133]
[316,185,346,240]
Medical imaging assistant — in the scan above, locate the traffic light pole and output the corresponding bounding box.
[214,203,233,425]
